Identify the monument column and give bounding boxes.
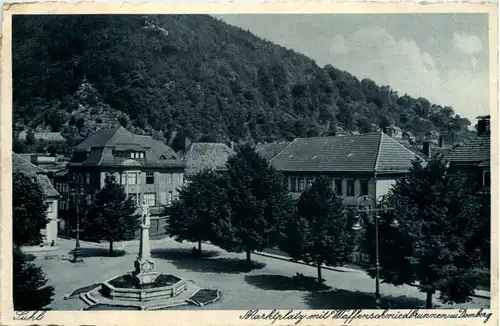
[134,201,157,286]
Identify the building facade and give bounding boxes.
[445,116,490,197]
[12,152,60,245]
[63,127,185,238]
[267,132,426,206]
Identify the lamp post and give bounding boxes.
[71,176,84,263]
[352,195,398,309]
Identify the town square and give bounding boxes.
[25,237,490,310]
[8,12,493,313]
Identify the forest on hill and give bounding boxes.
[13,14,474,152]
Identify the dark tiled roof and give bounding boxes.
[184,143,235,176]
[12,153,60,198]
[70,127,184,169]
[376,133,426,173]
[445,136,490,165]
[270,132,424,173]
[75,127,146,152]
[255,142,290,160]
[136,135,179,160]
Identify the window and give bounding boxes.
[306,177,314,188]
[127,172,137,185]
[360,179,369,196]
[346,179,355,196]
[297,178,304,192]
[146,172,154,185]
[334,179,342,195]
[144,193,156,207]
[121,173,127,185]
[167,191,173,205]
[139,152,145,159]
[483,171,491,187]
[167,173,172,184]
[85,172,90,184]
[282,176,288,190]
[290,177,297,192]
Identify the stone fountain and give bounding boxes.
[73,201,221,310]
[97,201,189,303]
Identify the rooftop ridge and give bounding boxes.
[105,126,128,147]
[291,132,382,141]
[13,152,48,174]
[382,132,427,162]
[270,141,293,164]
[374,132,383,172]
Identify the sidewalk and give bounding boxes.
[57,236,174,249]
[254,250,491,300]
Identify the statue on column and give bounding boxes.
[140,200,150,228]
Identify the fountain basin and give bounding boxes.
[101,273,187,302]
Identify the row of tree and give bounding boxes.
[11,144,489,310]
[166,146,490,308]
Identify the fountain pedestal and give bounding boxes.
[81,200,217,310]
[134,202,159,286]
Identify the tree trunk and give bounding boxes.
[317,262,322,283]
[425,290,433,309]
[246,250,251,264]
[109,240,113,257]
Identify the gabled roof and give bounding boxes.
[270,132,424,174]
[255,142,290,160]
[136,135,179,160]
[70,127,184,169]
[12,153,60,198]
[376,133,426,173]
[445,136,490,165]
[75,127,147,152]
[184,143,235,176]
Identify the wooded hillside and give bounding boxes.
[13,15,473,152]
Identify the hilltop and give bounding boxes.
[13,15,474,152]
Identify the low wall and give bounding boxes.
[101,275,187,302]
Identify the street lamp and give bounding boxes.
[352,195,398,309]
[70,182,84,263]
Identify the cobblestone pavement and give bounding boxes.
[30,238,490,310]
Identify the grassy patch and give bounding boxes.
[188,289,220,306]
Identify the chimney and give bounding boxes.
[477,116,490,136]
[422,140,432,157]
[438,136,444,148]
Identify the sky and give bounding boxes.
[214,14,490,124]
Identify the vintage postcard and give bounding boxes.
[0,1,498,325]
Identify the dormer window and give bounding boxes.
[130,152,145,159]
